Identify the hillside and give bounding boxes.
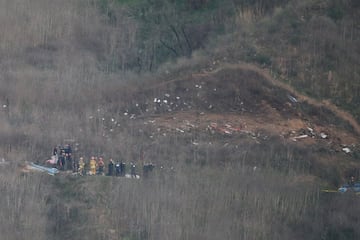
[0,0,360,240]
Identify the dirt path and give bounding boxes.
[192,62,360,136]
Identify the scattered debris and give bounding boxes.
[0,158,8,165]
[175,128,185,133]
[192,141,199,146]
[207,122,242,135]
[23,162,59,176]
[342,147,351,154]
[124,174,140,179]
[287,95,298,103]
[292,134,308,141]
[320,132,328,139]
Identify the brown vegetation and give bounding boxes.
[0,0,360,239]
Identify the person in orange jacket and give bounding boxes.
[97,157,105,175]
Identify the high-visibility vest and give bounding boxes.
[90,160,96,174]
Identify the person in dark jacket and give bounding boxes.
[130,163,136,178]
[108,159,114,176]
[115,162,121,176]
[120,162,126,176]
[53,146,58,156]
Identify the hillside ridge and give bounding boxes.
[191,62,360,136]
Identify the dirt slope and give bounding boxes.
[195,62,360,136]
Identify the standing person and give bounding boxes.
[78,157,85,176]
[349,176,356,187]
[120,162,126,177]
[130,163,136,178]
[53,146,58,156]
[64,144,72,155]
[72,155,78,172]
[58,151,66,170]
[143,163,155,178]
[90,156,97,175]
[108,159,114,176]
[65,153,72,171]
[98,157,105,175]
[143,164,149,178]
[115,162,121,176]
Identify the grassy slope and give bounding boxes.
[0,0,359,239]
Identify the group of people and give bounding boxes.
[45,145,74,170]
[78,156,131,177]
[48,145,155,178]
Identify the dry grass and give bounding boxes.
[0,0,359,239]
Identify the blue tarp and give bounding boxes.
[27,162,59,176]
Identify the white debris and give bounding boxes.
[102,118,105,121]
[213,88,217,91]
[135,103,139,107]
[154,98,158,103]
[287,95,298,103]
[320,132,328,139]
[89,116,94,119]
[111,118,115,122]
[176,96,181,100]
[342,147,351,154]
[176,128,185,133]
[223,130,232,135]
[165,93,170,98]
[163,100,168,104]
[3,105,7,108]
[0,158,8,165]
[292,134,308,141]
[124,112,128,116]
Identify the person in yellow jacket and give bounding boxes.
[90,156,97,175]
[78,157,85,176]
